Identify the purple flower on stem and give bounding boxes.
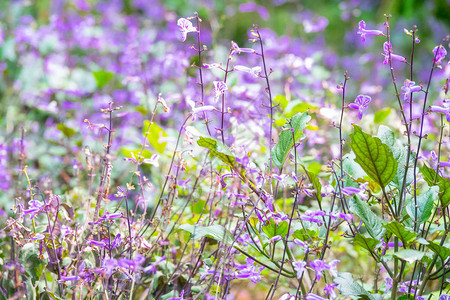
[429,101,450,122]
[401,79,422,102]
[230,41,256,58]
[433,45,447,67]
[293,260,306,279]
[269,235,282,243]
[24,200,44,219]
[385,277,393,293]
[383,42,407,65]
[233,65,262,78]
[310,259,329,281]
[213,81,228,102]
[177,18,197,42]
[357,20,384,42]
[235,257,264,284]
[59,275,80,282]
[324,283,339,299]
[348,95,371,120]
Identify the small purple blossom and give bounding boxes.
[177,18,197,42]
[433,45,447,67]
[429,101,450,122]
[293,260,306,279]
[357,20,384,42]
[324,283,339,299]
[230,41,256,58]
[348,95,371,120]
[213,81,228,102]
[24,200,44,219]
[233,65,262,77]
[401,79,422,102]
[310,259,329,281]
[383,42,407,65]
[235,257,265,284]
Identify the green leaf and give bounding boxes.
[143,121,167,153]
[20,243,45,285]
[405,186,437,224]
[178,224,233,245]
[301,164,322,203]
[262,219,289,238]
[374,108,391,123]
[377,125,414,189]
[349,125,398,188]
[93,70,114,88]
[421,165,450,207]
[393,249,425,263]
[273,112,311,169]
[334,272,378,300]
[426,241,450,262]
[273,95,288,109]
[56,123,76,138]
[122,148,154,164]
[383,221,417,245]
[353,233,380,253]
[349,196,385,240]
[197,137,236,169]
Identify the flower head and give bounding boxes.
[230,41,256,58]
[212,81,228,102]
[233,65,262,77]
[433,45,447,67]
[357,20,384,42]
[177,18,197,42]
[348,95,371,120]
[324,283,339,299]
[401,79,422,102]
[429,100,450,122]
[293,260,306,279]
[383,42,407,65]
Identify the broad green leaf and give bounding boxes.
[273,112,311,169]
[405,186,437,224]
[143,121,167,153]
[383,221,417,245]
[377,125,414,189]
[20,243,45,285]
[342,152,367,187]
[353,233,380,253]
[197,137,236,169]
[393,249,425,263]
[374,108,391,123]
[262,219,289,238]
[349,196,385,240]
[93,70,114,88]
[421,165,450,207]
[301,164,322,203]
[56,123,76,138]
[178,224,233,245]
[426,241,450,262]
[292,228,317,241]
[334,272,378,300]
[350,125,397,188]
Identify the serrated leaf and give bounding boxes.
[393,249,425,263]
[273,112,311,169]
[334,272,377,300]
[197,137,236,169]
[421,165,450,207]
[93,70,114,88]
[353,233,380,253]
[405,186,437,224]
[178,224,233,245]
[262,219,289,238]
[143,121,167,153]
[374,108,391,123]
[383,221,417,245]
[301,164,322,203]
[56,123,76,138]
[349,196,385,240]
[426,241,450,262]
[350,125,397,188]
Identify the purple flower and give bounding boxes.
[269,235,282,243]
[385,277,393,293]
[213,81,228,102]
[235,257,265,283]
[348,95,371,120]
[144,256,166,274]
[293,239,309,253]
[433,45,447,67]
[342,182,368,200]
[324,283,339,299]
[59,275,80,282]
[383,42,407,65]
[293,260,306,279]
[439,295,450,300]
[357,20,384,42]
[401,80,422,102]
[429,101,450,122]
[306,294,327,300]
[177,18,197,42]
[24,200,44,219]
[310,259,329,281]
[230,41,256,58]
[233,65,262,78]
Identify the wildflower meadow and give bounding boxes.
[0,0,449,299]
